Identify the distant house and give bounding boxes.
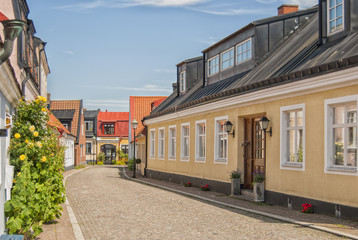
[97,111,129,164]
[50,100,86,166]
[48,111,76,170]
[84,110,100,164]
[144,2,358,219]
[128,96,167,175]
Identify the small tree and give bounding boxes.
[5,96,66,238]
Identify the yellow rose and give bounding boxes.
[33,131,39,137]
[19,154,26,161]
[14,133,21,139]
[41,108,46,112]
[13,179,16,183]
[19,99,22,102]
[29,125,35,132]
[42,97,47,102]
[25,139,29,143]
[51,153,54,157]
[17,172,21,176]
[36,142,42,148]
[41,156,46,162]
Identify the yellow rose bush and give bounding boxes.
[6,97,65,238]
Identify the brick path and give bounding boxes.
[60,166,346,239]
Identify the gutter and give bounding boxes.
[21,67,31,98]
[141,118,148,177]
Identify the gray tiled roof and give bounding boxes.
[51,110,75,120]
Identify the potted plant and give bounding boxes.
[253,170,265,202]
[200,184,210,191]
[230,168,242,195]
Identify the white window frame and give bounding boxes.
[149,129,155,159]
[280,104,305,171]
[236,38,252,65]
[327,0,344,35]
[86,142,92,154]
[325,95,358,175]
[214,116,228,164]
[181,123,190,161]
[158,127,165,160]
[179,71,186,93]
[168,125,176,160]
[221,47,234,71]
[85,121,93,131]
[208,55,219,76]
[195,120,206,162]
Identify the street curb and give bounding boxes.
[121,168,358,240]
[63,166,90,240]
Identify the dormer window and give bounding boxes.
[103,123,115,135]
[179,71,186,92]
[208,55,219,76]
[237,38,252,64]
[328,0,344,34]
[221,48,234,71]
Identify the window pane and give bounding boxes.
[329,0,335,7]
[337,0,342,4]
[297,129,303,162]
[333,106,345,124]
[336,4,342,17]
[297,111,303,126]
[336,17,343,29]
[334,127,344,165]
[288,130,295,162]
[329,8,335,20]
[288,112,295,127]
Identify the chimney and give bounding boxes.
[278,4,299,16]
[172,82,178,92]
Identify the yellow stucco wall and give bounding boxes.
[147,83,358,207]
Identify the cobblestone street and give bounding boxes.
[64,166,345,240]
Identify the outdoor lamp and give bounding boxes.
[132,119,138,130]
[0,20,26,65]
[132,119,138,178]
[259,116,272,136]
[224,120,235,138]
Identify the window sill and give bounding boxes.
[168,158,176,161]
[195,158,206,163]
[326,166,357,173]
[158,157,164,160]
[281,162,303,168]
[214,158,228,164]
[181,157,189,162]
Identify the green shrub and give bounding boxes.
[5,96,66,238]
[112,160,116,165]
[97,161,104,165]
[98,152,105,162]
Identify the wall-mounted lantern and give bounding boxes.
[224,120,235,138]
[259,116,272,137]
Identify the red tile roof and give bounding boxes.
[97,111,129,137]
[50,100,82,137]
[129,96,167,139]
[47,110,72,136]
[0,12,9,21]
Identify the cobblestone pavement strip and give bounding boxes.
[65,166,346,240]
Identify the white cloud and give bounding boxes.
[256,0,278,4]
[188,7,264,16]
[65,50,74,55]
[81,84,172,93]
[284,0,318,8]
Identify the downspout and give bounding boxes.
[176,66,180,97]
[0,20,26,65]
[141,118,148,177]
[38,42,46,96]
[202,52,206,87]
[21,67,31,98]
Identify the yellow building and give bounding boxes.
[143,2,358,219]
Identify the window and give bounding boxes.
[158,128,165,159]
[86,142,92,154]
[208,55,219,76]
[236,38,252,64]
[103,123,115,135]
[150,129,155,158]
[215,117,228,163]
[179,71,186,92]
[82,124,84,136]
[221,48,234,71]
[181,123,190,161]
[325,95,357,174]
[121,144,129,154]
[85,121,93,131]
[280,104,305,170]
[195,120,206,162]
[328,0,344,34]
[168,126,176,160]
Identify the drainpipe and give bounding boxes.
[202,52,206,87]
[141,118,148,177]
[0,20,26,65]
[38,42,46,96]
[21,67,31,98]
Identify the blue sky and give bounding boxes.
[27,0,317,112]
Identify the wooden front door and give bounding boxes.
[243,117,266,189]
